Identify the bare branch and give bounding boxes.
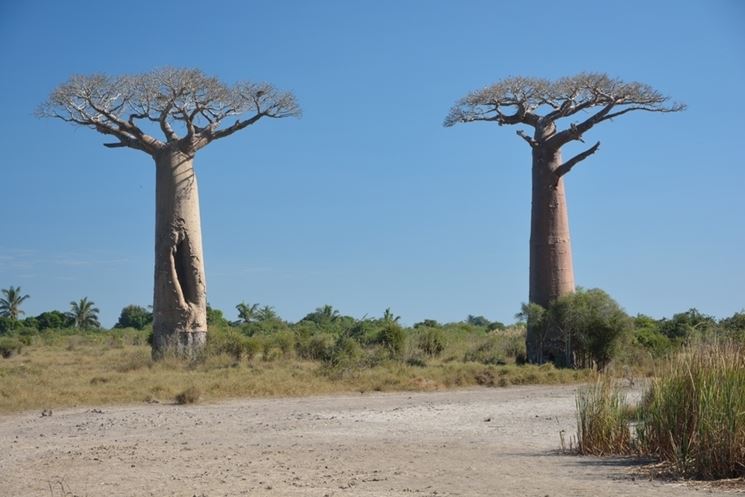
[202,82,301,145]
[554,141,600,178]
[39,68,301,155]
[444,76,549,128]
[516,129,538,148]
[38,74,162,154]
[601,102,687,122]
[548,101,616,148]
[446,72,685,149]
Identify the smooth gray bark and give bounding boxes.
[151,147,207,358]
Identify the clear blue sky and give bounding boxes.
[1,0,743,327]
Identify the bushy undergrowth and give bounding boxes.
[0,336,24,358]
[575,342,745,480]
[414,327,446,357]
[175,386,201,405]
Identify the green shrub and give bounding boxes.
[416,328,445,357]
[550,288,631,369]
[0,337,23,358]
[658,308,716,343]
[414,319,440,329]
[207,328,256,361]
[206,305,229,327]
[243,337,260,361]
[634,327,672,356]
[272,331,295,359]
[0,317,18,334]
[296,332,336,361]
[242,318,290,336]
[175,386,201,405]
[114,305,152,330]
[487,321,506,331]
[260,336,275,361]
[35,310,71,330]
[500,329,526,359]
[208,329,241,359]
[464,337,507,365]
[377,323,406,359]
[346,319,380,344]
[323,336,364,370]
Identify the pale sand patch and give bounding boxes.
[0,385,736,496]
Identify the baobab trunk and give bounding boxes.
[151,147,208,358]
[526,148,576,365]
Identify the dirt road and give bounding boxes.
[0,385,733,496]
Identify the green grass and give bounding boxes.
[575,376,635,455]
[637,342,745,479]
[575,342,745,480]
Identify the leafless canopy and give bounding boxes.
[445,73,684,174]
[38,68,301,156]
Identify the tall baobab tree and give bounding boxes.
[40,68,300,357]
[0,286,30,321]
[445,73,684,364]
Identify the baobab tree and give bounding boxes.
[39,68,300,357]
[445,73,684,364]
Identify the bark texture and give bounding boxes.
[526,148,575,365]
[152,148,207,358]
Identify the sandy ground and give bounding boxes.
[0,385,739,497]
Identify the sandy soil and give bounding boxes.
[0,385,738,497]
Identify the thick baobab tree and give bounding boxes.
[39,68,300,358]
[445,73,683,364]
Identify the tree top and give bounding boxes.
[38,67,301,156]
[444,72,684,132]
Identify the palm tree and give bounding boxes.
[319,305,340,322]
[67,297,101,330]
[256,305,279,322]
[383,307,401,323]
[235,302,260,324]
[0,286,30,320]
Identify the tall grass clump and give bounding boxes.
[575,376,634,455]
[637,342,745,479]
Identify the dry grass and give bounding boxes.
[0,338,594,413]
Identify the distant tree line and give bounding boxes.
[2,284,744,371]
